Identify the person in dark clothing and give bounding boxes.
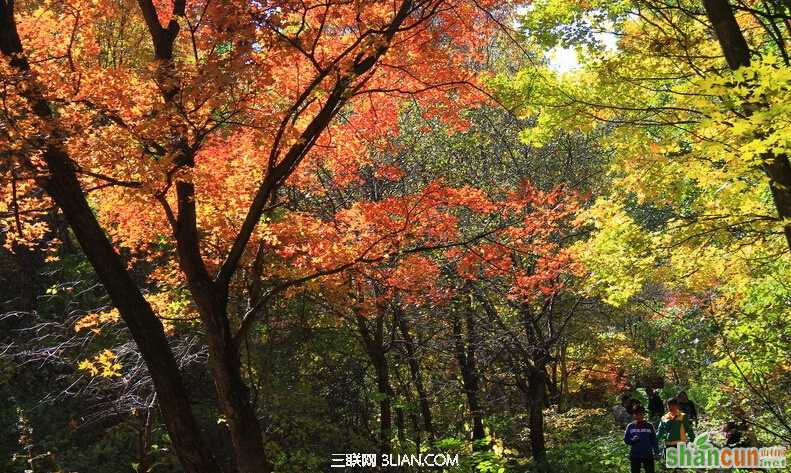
[646,388,663,426]
[722,421,746,448]
[731,406,757,447]
[624,405,659,473]
[614,393,636,428]
[677,391,698,424]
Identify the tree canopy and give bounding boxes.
[0,0,788,472]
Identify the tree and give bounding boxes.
[444,182,581,466]
[509,0,791,447]
[701,0,791,249]
[0,0,509,469]
[506,0,790,253]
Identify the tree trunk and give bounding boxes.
[396,403,407,446]
[452,310,485,445]
[410,411,422,452]
[703,0,791,251]
[527,367,548,467]
[0,8,220,471]
[202,315,269,473]
[206,340,270,473]
[356,315,393,453]
[42,146,221,473]
[702,0,751,70]
[373,351,393,453]
[559,344,569,412]
[394,307,435,441]
[175,182,271,473]
[545,364,560,407]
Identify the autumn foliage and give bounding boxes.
[0,0,534,470]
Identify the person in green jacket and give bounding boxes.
[656,397,695,448]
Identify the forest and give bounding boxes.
[0,0,789,471]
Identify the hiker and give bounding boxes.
[657,397,695,449]
[729,407,758,447]
[677,391,698,425]
[722,421,746,448]
[646,388,663,427]
[624,405,659,473]
[614,393,635,428]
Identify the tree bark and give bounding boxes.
[452,309,486,445]
[356,314,393,453]
[394,306,435,441]
[527,367,547,465]
[175,182,272,473]
[395,402,407,446]
[202,307,270,473]
[702,0,752,70]
[373,350,393,453]
[409,411,422,451]
[43,145,222,473]
[703,0,791,251]
[0,9,220,471]
[558,343,569,412]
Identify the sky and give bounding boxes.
[513,2,620,74]
[546,32,619,73]
[548,47,581,72]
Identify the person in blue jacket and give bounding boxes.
[624,404,660,473]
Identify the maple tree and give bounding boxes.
[443,183,582,464]
[0,0,514,469]
[264,161,584,460]
[2,0,789,471]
